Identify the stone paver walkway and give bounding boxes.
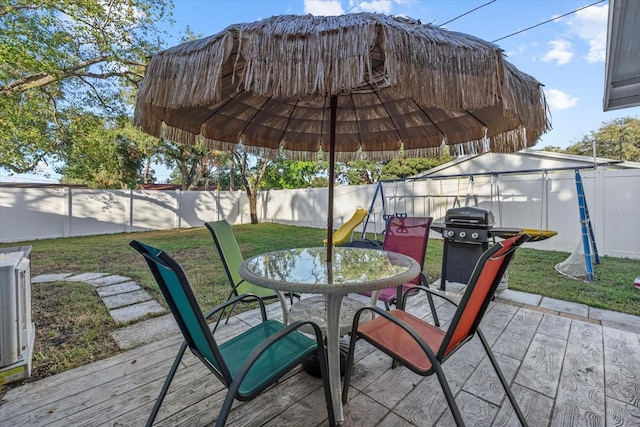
[31,272,174,350]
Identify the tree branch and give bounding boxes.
[0,55,127,96]
[0,4,39,18]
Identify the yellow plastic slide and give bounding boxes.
[323,206,369,245]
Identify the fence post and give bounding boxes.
[216,190,221,221]
[593,168,605,252]
[63,187,72,238]
[175,189,182,229]
[127,189,134,232]
[237,189,243,224]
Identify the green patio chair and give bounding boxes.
[130,240,335,427]
[205,220,298,322]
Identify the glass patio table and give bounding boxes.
[239,246,420,424]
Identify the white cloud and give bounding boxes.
[304,0,344,16]
[545,89,578,110]
[566,4,608,63]
[505,44,527,57]
[541,40,574,65]
[353,1,393,14]
[304,0,410,16]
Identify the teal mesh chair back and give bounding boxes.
[205,220,277,299]
[130,240,336,427]
[130,240,229,381]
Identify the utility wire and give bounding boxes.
[345,0,605,45]
[491,0,606,43]
[439,0,496,27]
[344,0,367,14]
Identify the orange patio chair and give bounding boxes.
[342,234,530,426]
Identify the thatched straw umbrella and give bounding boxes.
[135,13,550,424]
[134,12,550,255]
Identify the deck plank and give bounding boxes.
[492,383,554,427]
[515,333,567,397]
[481,302,520,345]
[392,374,450,426]
[453,390,500,426]
[378,410,416,426]
[606,396,640,426]
[493,307,543,360]
[0,317,253,424]
[603,326,640,407]
[550,319,605,427]
[222,373,326,427]
[359,362,425,410]
[463,352,521,405]
[342,391,390,426]
[537,312,572,340]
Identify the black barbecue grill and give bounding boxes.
[431,207,520,289]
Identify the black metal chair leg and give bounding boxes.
[223,301,239,324]
[477,329,528,426]
[432,360,465,426]
[146,340,188,427]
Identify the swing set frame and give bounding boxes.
[362,165,601,280]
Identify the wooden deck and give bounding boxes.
[1,289,640,427]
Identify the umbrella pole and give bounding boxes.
[327,95,337,262]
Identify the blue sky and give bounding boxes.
[163,0,636,149]
[5,0,639,183]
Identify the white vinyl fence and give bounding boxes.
[1,168,639,259]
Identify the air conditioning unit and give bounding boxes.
[0,247,35,385]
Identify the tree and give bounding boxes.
[539,145,565,153]
[160,140,224,190]
[565,117,640,162]
[261,157,328,189]
[233,149,272,224]
[0,91,58,173]
[380,157,453,180]
[335,156,453,185]
[56,113,150,189]
[336,159,382,185]
[0,0,171,174]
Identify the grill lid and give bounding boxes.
[445,207,495,227]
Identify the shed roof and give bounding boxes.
[413,149,640,179]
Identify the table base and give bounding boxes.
[288,295,369,336]
[302,338,350,378]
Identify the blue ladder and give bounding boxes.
[574,170,599,281]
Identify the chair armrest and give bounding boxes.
[204,293,267,321]
[400,284,460,310]
[230,279,246,294]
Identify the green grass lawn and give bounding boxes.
[2,223,639,389]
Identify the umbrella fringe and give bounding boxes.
[160,121,542,161]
